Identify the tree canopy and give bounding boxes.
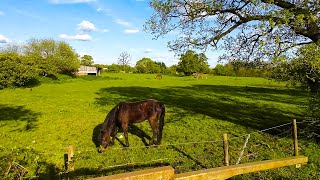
[177,50,210,75]
[24,38,79,76]
[145,0,320,61]
[135,57,162,73]
[80,55,94,66]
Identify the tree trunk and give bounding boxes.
[307,78,320,93]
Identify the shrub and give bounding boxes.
[0,53,37,89]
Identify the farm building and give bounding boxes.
[77,65,100,76]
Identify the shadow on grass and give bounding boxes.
[94,85,307,132]
[68,162,170,179]
[92,122,152,148]
[0,104,41,130]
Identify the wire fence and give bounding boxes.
[2,120,318,179]
[70,121,299,177]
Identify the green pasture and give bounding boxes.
[0,73,319,179]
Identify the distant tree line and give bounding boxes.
[213,60,270,77]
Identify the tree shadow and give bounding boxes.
[94,85,307,133]
[68,162,170,179]
[0,104,41,130]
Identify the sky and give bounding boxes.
[0,0,221,67]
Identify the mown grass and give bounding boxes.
[0,73,319,179]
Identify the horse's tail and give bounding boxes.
[158,102,165,145]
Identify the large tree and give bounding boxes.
[80,55,94,66]
[24,39,79,76]
[135,57,161,73]
[117,51,131,71]
[145,0,320,61]
[177,50,210,75]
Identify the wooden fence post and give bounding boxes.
[292,119,299,156]
[223,134,229,166]
[64,145,74,179]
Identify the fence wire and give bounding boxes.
[2,121,313,180]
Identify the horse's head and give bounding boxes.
[98,106,118,153]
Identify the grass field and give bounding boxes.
[0,73,319,179]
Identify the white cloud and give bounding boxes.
[114,19,131,27]
[0,11,5,16]
[59,34,92,41]
[49,0,96,4]
[96,8,103,12]
[102,29,109,33]
[0,35,9,43]
[124,29,139,34]
[78,20,96,33]
[144,48,152,53]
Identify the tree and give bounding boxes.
[107,64,121,73]
[145,0,320,62]
[135,57,161,73]
[214,64,226,76]
[155,61,167,73]
[118,51,131,71]
[0,52,37,89]
[80,55,94,66]
[271,44,320,93]
[24,38,80,76]
[177,50,209,76]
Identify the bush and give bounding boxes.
[0,53,37,89]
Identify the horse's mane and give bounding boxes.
[100,105,119,133]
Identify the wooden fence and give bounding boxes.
[64,119,308,179]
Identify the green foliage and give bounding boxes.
[80,54,94,66]
[177,50,210,76]
[214,61,270,77]
[135,57,162,74]
[24,38,80,77]
[166,65,178,75]
[271,44,320,93]
[0,52,38,89]
[106,64,121,73]
[146,0,320,62]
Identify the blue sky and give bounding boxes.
[0,0,221,67]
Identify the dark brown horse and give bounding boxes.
[98,99,165,151]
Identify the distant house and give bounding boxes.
[77,65,100,76]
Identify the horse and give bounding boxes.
[98,99,165,152]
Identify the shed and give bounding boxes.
[77,65,100,76]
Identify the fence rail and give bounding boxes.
[60,119,309,179]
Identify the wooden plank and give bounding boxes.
[90,166,174,180]
[175,156,308,180]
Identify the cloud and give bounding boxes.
[0,11,4,16]
[0,35,9,43]
[101,29,109,33]
[124,29,139,34]
[49,0,96,4]
[78,20,96,33]
[144,48,152,53]
[59,34,92,41]
[114,19,131,27]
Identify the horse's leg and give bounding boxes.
[148,116,159,146]
[110,127,118,145]
[121,123,129,147]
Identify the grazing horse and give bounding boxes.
[98,99,165,151]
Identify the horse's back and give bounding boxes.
[117,99,163,123]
